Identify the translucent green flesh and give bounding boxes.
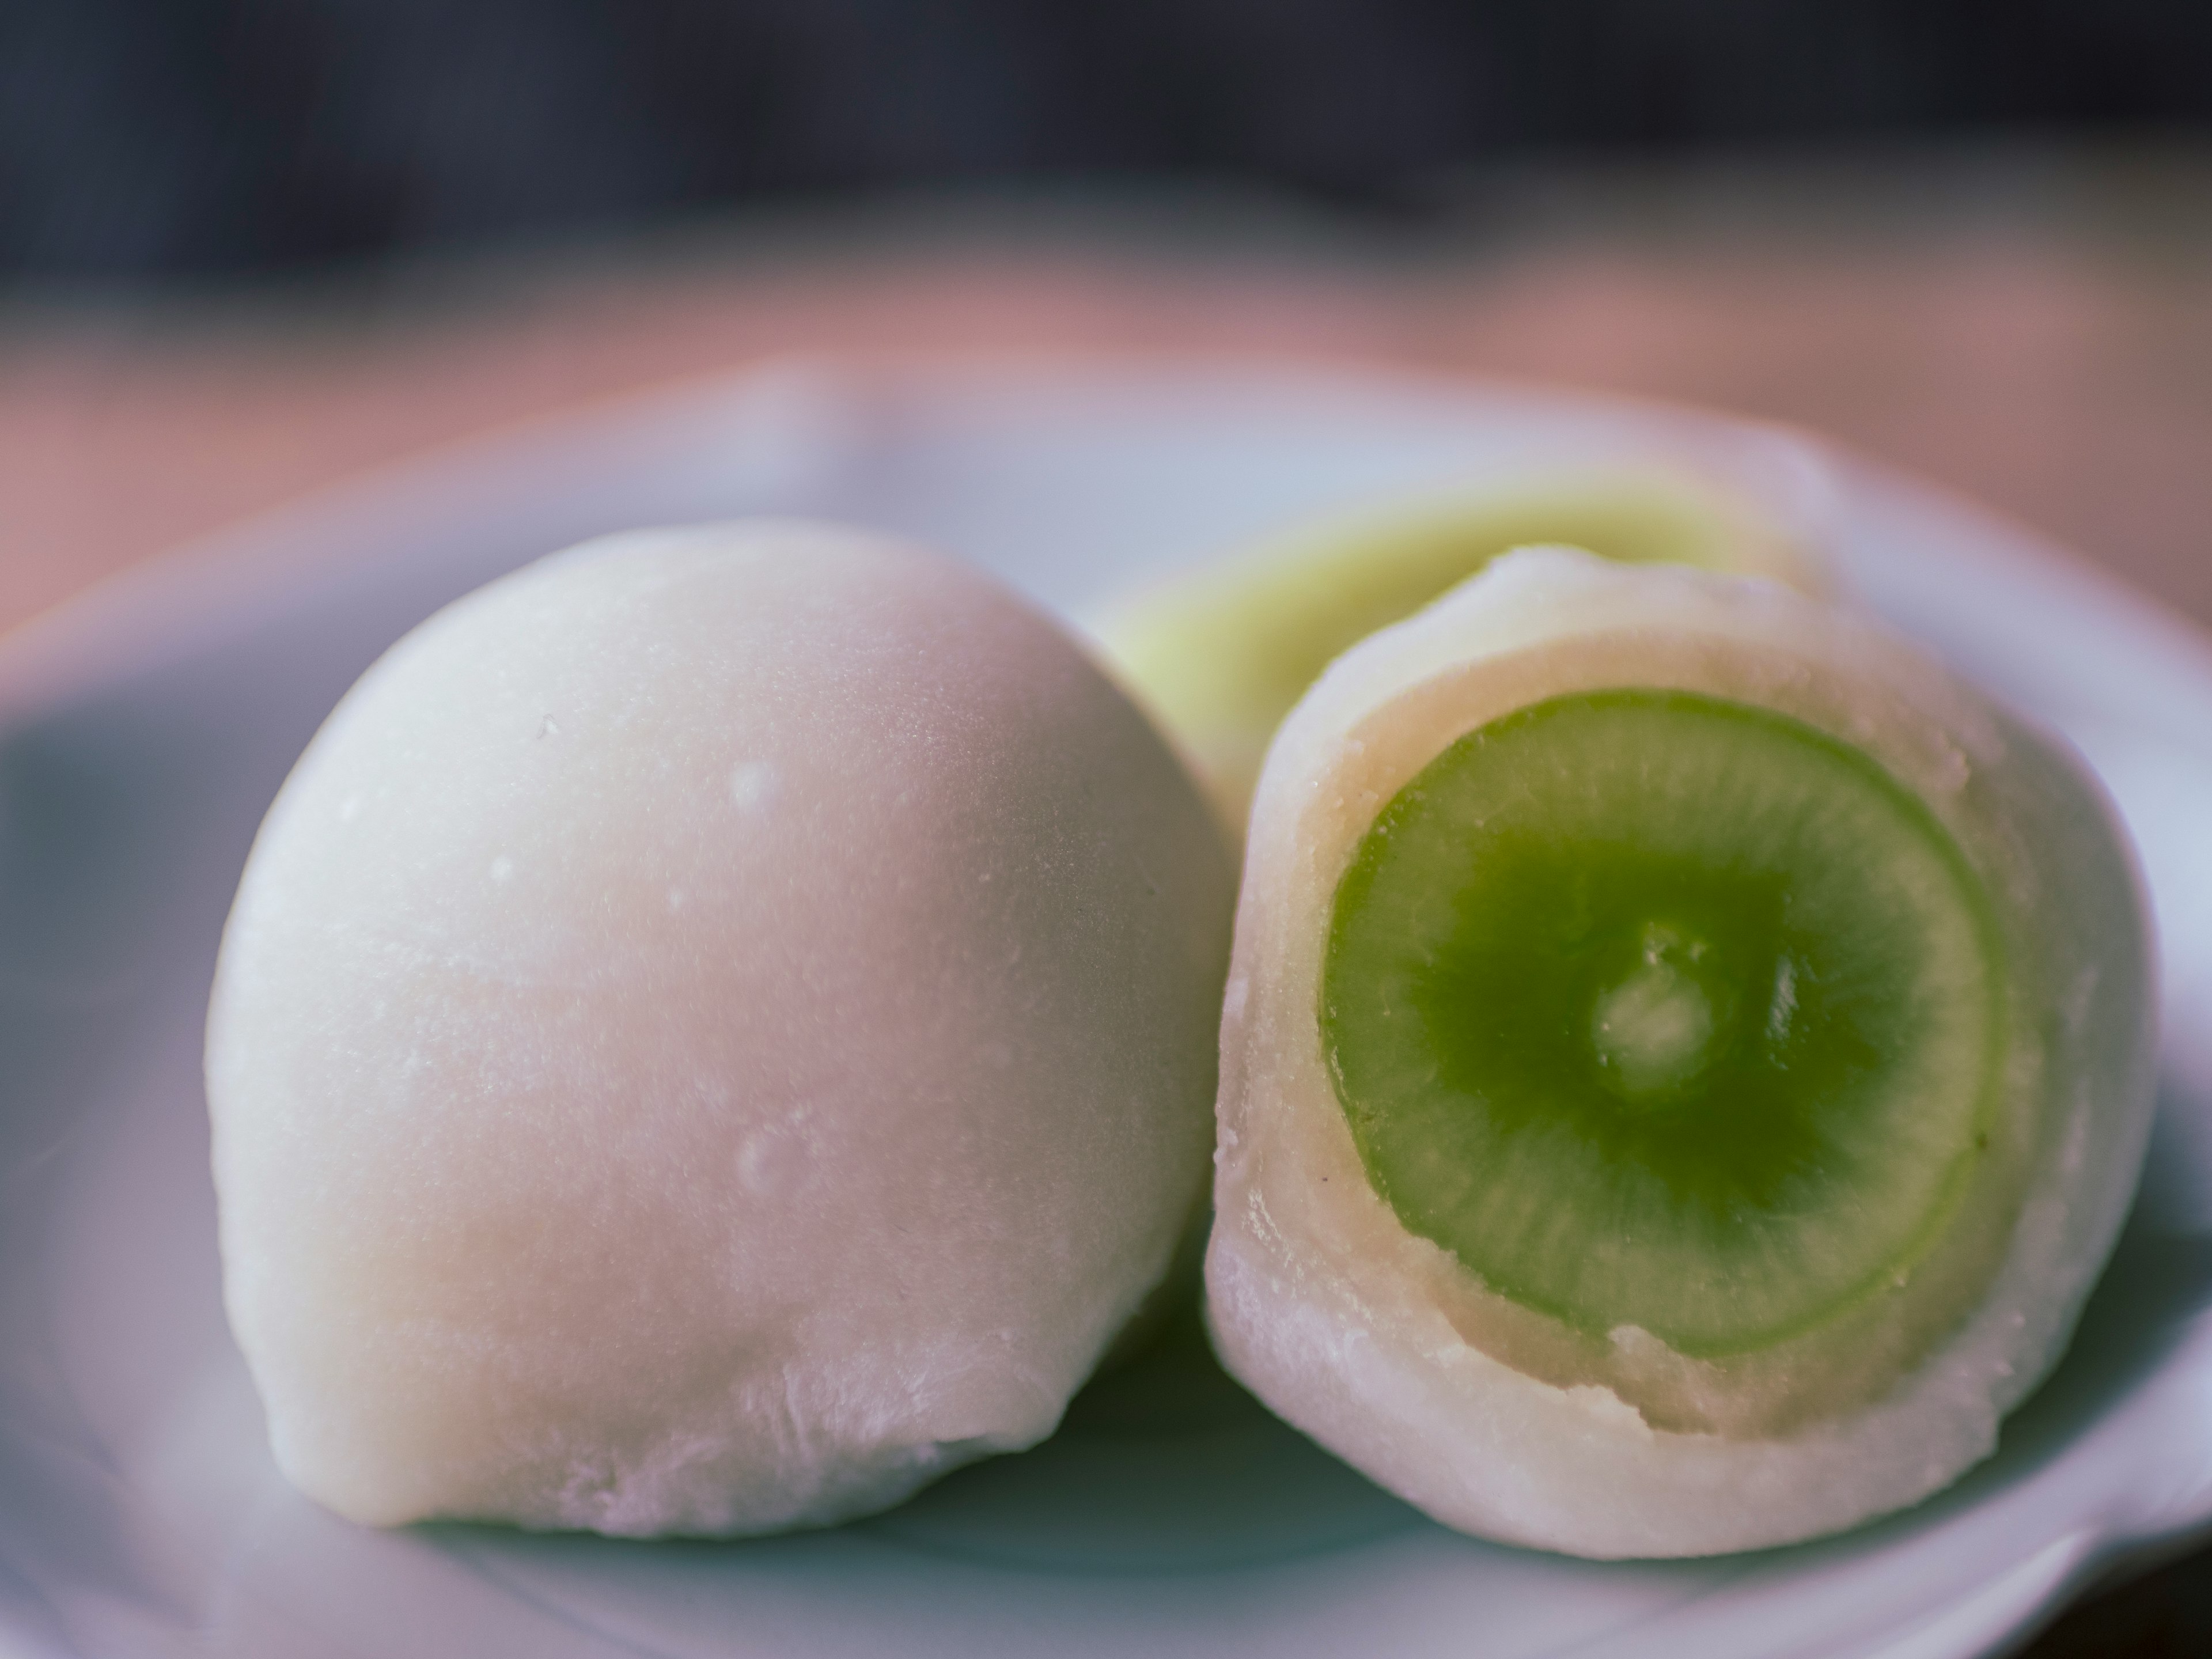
[1121,491,1751,731]
[1096,478,1806,832]
[1322,690,2005,1357]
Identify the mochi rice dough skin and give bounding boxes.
[1210,547,2156,1559]
[207,522,1236,1538]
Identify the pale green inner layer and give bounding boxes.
[1096,476,1805,831]
[1321,689,2006,1357]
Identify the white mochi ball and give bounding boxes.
[207,521,1234,1537]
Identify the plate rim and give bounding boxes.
[11,349,2212,728]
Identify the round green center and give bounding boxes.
[1320,688,2005,1357]
[1589,923,1724,1101]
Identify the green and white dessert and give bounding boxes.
[1208,547,2156,1558]
[1093,471,1825,839]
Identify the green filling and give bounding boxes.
[1321,690,2006,1357]
[1094,475,1810,835]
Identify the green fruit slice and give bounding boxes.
[1321,689,2006,1358]
[1095,474,1820,836]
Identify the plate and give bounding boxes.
[5,358,2212,1659]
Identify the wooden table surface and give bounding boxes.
[4,157,2209,1654]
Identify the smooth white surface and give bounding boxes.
[4,359,2212,1657]
[206,522,1231,1538]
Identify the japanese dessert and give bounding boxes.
[1093,470,1825,837]
[1207,547,2156,1558]
[206,521,1234,1537]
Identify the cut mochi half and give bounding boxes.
[1207,546,2156,1558]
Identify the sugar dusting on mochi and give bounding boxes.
[207,521,1235,1537]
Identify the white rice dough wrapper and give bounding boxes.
[1208,546,2157,1558]
[208,522,1234,1537]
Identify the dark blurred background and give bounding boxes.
[5,0,2211,282]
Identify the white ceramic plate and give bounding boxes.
[5,360,2212,1659]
